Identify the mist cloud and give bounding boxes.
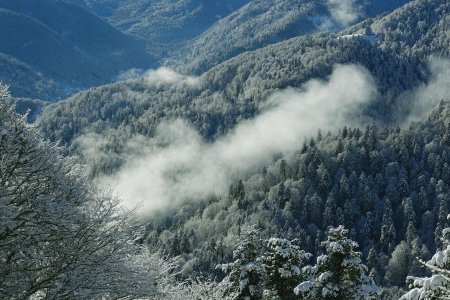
[99,64,378,214]
[401,57,450,124]
[326,0,363,26]
[117,67,200,87]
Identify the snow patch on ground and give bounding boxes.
[338,34,378,45]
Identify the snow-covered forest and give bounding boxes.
[1,0,450,299]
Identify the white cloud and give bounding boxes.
[117,67,200,87]
[326,0,363,26]
[98,64,378,214]
[117,68,145,81]
[143,67,200,86]
[401,57,450,124]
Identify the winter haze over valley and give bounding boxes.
[1,0,450,299]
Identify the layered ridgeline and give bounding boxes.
[70,0,252,59]
[35,0,450,297]
[342,0,450,58]
[0,53,62,100]
[70,0,411,71]
[39,0,448,174]
[0,0,154,100]
[169,0,412,75]
[4,0,450,298]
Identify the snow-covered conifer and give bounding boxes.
[294,225,381,299]
[218,226,264,300]
[260,238,311,299]
[400,214,450,299]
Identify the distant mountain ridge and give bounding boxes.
[0,0,418,100]
[0,0,155,100]
[169,0,413,74]
[0,52,63,99]
[343,0,450,57]
[72,0,413,67]
[38,0,446,149]
[33,0,450,297]
[71,0,253,59]
[168,0,329,74]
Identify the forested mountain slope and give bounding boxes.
[70,0,252,58]
[38,33,422,164]
[1,84,244,300]
[30,0,450,297]
[343,0,450,57]
[72,0,411,64]
[0,0,154,100]
[38,0,450,172]
[0,85,176,299]
[145,100,450,299]
[170,0,329,74]
[0,53,63,99]
[171,0,412,74]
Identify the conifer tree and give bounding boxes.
[218,226,264,300]
[260,238,311,299]
[294,226,381,299]
[401,215,450,299]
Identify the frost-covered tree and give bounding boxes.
[400,214,450,299]
[134,100,450,292]
[0,84,172,299]
[260,238,311,299]
[165,278,237,300]
[380,199,397,254]
[218,226,264,300]
[294,226,381,299]
[384,241,410,287]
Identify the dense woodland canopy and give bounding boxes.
[2,0,450,298]
[0,85,173,299]
[4,82,450,298]
[168,0,412,75]
[142,100,450,298]
[39,0,450,179]
[0,84,243,299]
[36,1,450,298]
